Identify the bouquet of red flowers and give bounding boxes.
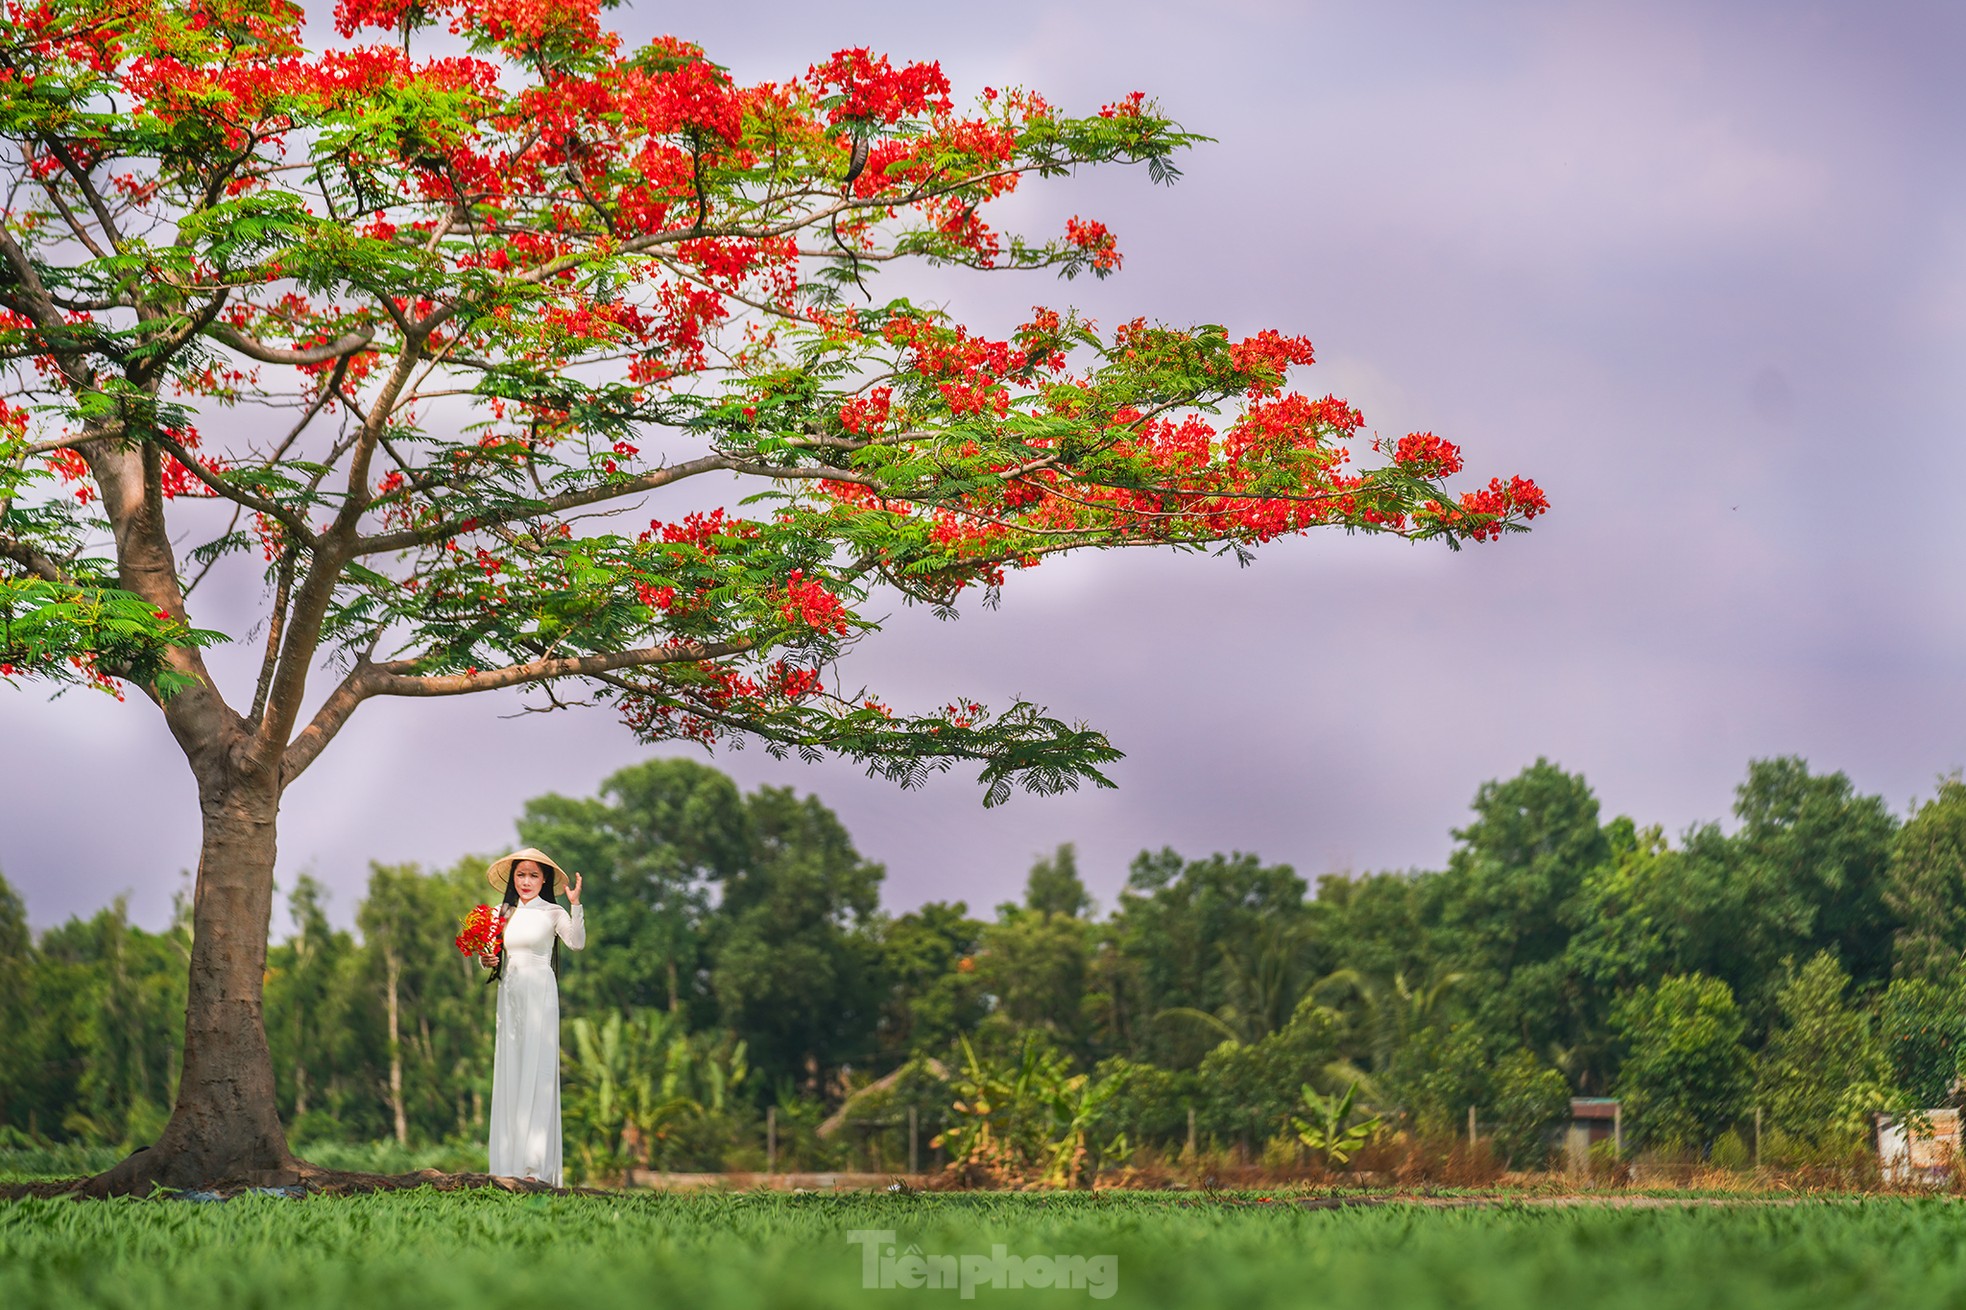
[455,904,504,958]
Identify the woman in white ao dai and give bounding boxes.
[482,848,585,1185]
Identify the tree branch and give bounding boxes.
[279,637,752,783]
[209,322,377,366]
[149,426,316,542]
[0,534,72,585]
[351,451,738,556]
[33,132,124,252]
[249,548,298,727]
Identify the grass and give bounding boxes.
[0,1141,486,1184]
[0,1144,127,1183]
[4,1189,1966,1308]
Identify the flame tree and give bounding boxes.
[0,0,1545,1191]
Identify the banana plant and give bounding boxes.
[1289,1082,1382,1168]
[563,1009,749,1180]
[936,1033,1128,1188]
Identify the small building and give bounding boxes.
[1877,1109,1960,1185]
[1565,1098,1622,1174]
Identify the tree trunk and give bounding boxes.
[385,947,408,1146]
[85,775,299,1194]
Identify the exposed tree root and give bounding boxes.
[4,1159,610,1201]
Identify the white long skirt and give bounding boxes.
[487,959,562,1184]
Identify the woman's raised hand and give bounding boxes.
[568,871,583,906]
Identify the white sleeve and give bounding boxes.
[558,902,586,950]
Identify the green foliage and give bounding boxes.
[1315,963,1466,1080]
[936,1034,1127,1187]
[1382,1019,1495,1139]
[265,877,363,1133]
[975,906,1096,1056]
[710,786,885,1093]
[1755,954,1891,1151]
[1193,998,1356,1147]
[0,1140,126,1182]
[519,758,750,1017]
[1110,849,1311,1067]
[1729,759,1898,993]
[1023,844,1094,919]
[1559,759,1899,1090]
[1431,758,1609,1069]
[1485,1049,1570,1169]
[0,870,38,1133]
[562,1009,749,1182]
[873,902,985,1062]
[10,748,1966,1178]
[353,859,497,1144]
[0,575,225,700]
[1615,974,1752,1151]
[819,1055,955,1174]
[1885,778,1966,985]
[283,1138,488,1177]
[9,893,188,1146]
[1877,976,1966,1110]
[1088,1056,1200,1150]
[1289,1082,1382,1167]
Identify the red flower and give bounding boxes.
[455,904,505,956]
[1063,216,1121,272]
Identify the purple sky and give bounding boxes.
[5,0,1963,933]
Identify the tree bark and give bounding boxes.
[385,947,408,1147]
[85,773,299,1194]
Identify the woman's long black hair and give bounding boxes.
[484,864,562,986]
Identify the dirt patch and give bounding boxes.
[1240,1193,1817,1211]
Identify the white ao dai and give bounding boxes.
[488,898,585,1184]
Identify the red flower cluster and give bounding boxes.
[155,426,229,499]
[468,0,606,55]
[807,47,952,125]
[616,659,827,746]
[781,570,849,633]
[838,387,894,435]
[849,117,1019,202]
[1455,476,1550,541]
[1391,431,1465,477]
[454,904,504,957]
[43,449,95,504]
[1229,330,1316,396]
[1063,216,1121,272]
[1417,476,1550,542]
[639,507,745,552]
[1098,91,1148,119]
[882,314,1054,417]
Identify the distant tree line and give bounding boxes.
[4,755,1964,1174]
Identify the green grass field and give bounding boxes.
[5,1189,1966,1309]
